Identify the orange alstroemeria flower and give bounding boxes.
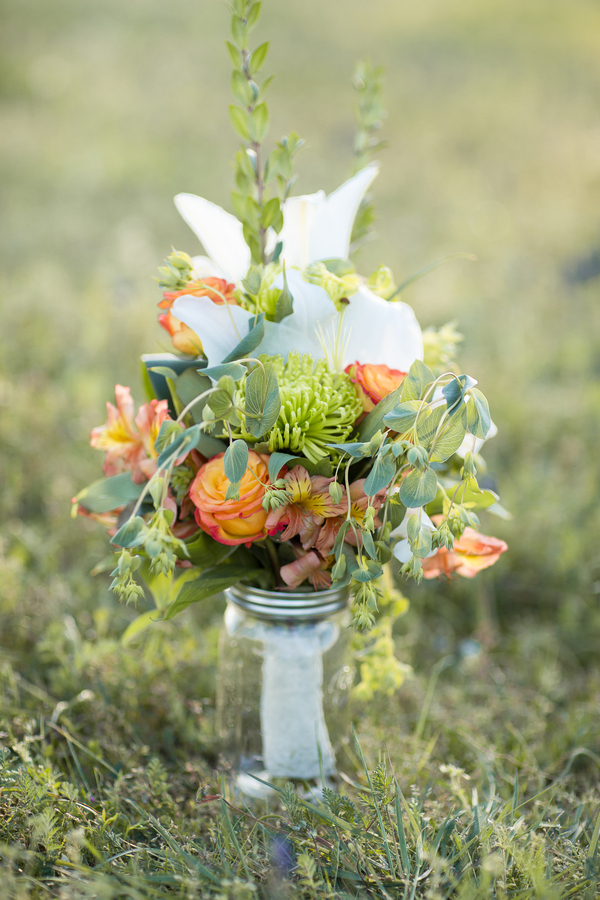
[265,466,346,549]
[90,385,171,484]
[345,362,405,414]
[158,277,237,356]
[421,527,508,580]
[190,450,270,547]
[280,547,332,591]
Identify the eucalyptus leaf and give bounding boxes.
[383,400,422,434]
[222,313,265,363]
[202,362,247,381]
[111,516,148,549]
[401,359,434,403]
[399,467,438,508]
[467,388,492,439]
[224,440,249,483]
[363,455,396,496]
[175,368,213,424]
[268,452,303,482]
[429,404,468,463]
[244,361,281,437]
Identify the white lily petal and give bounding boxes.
[172,295,253,367]
[390,508,435,540]
[308,165,379,263]
[340,285,423,372]
[279,193,325,269]
[257,271,338,361]
[392,539,413,564]
[191,255,225,279]
[174,193,251,283]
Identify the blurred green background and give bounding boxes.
[2,0,600,667]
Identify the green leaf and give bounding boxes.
[231,70,252,106]
[121,609,163,646]
[352,559,383,583]
[174,368,212,424]
[248,103,269,142]
[202,362,247,381]
[246,1,261,29]
[229,105,250,141]
[399,467,438,508]
[222,313,265,363]
[467,388,491,439]
[249,41,269,75]
[383,400,423,434]
[416,404,445,448]
[149,366,179,379]
[401,359,435,403]
[196,433,228,459]
[356,382,405,443]
[224,440,249,483]
[244,361,281,437]
[362,530,378,560]
[156,425,200,469]
[363,455,396,496]
[326,441,370,458]
[181,532,236,568]
[429,404,468,462]
[111,516,147,549]
[406,514,432,558]
[230,14,246,47]
[225,40,243,70]
[442,374,477,416]
[261,196,280,229]
[163,566,264,619]
[74,473,143,514]
[268,452,302,482]
[154,420,184,454]
[273,264,294,323]
[387,496,406,530]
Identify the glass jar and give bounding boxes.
[216,583,354,793]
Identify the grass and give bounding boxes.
[1,0,600,895]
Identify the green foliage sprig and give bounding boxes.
[350,59,387,254]
[227,0,303,266]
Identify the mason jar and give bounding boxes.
[216,584,354,794]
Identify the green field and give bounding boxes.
[1,0,600,896]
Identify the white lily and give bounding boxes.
[171,164,423,371]
[391,508,437,564]
[174,165,379,282]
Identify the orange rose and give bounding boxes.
[345,362,405,413]
[421,527,508,579]
[189,450,270,546]
[158,277,237,356]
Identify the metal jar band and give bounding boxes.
[225,583,350,623]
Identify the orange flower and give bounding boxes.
[421,527,508,579]
[315,478,387,555]
[90,385,171,484]
[265,466,346,548]
[345,362,405,413]
[158,277,237,356]
[190,450,270,546]
[280,547,332,591]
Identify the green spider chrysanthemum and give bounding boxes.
[234,352,363,464]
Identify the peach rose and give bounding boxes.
[158,277,237,356]
[345,362,405,413]
[189,450,270,546]
[421,527,508,579]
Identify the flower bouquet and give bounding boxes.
[73,1,508,638]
